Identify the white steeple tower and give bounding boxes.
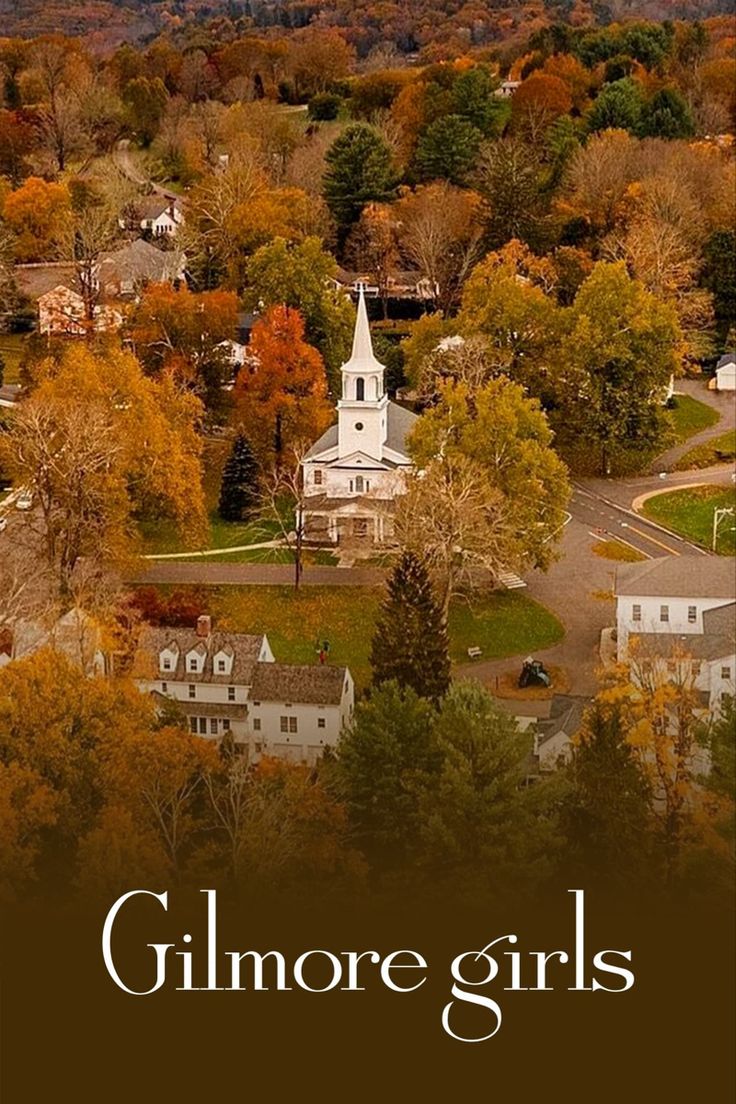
[337,285,389,460]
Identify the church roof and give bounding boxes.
[304,400,417,461]
[341,284,385,375]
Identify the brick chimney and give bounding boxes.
[196,614,212,638]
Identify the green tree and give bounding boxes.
[122,76,168,146]
[218,432,260,521]
[370,551,451,703]
[414,114,483,186]
[704,698,736,802]
[403,377,571,610]
[702,230,736,345]
[560,703,653,886]
[555,261,681,473]
[245,236,354,391]
[451,67,501,135]
[323,124,397,233]
[587,78,644,134]
[640,87,694,139]
[336,681,436,865]
[412,682,545,884]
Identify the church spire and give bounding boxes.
[342,284,384,375]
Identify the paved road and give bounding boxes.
[569,482,710,559]
[130,561,385,587]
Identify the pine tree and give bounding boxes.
[370,551,451,702]
[218,433,259,521]
[323,123,397,232]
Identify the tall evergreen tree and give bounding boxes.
[370,551,451,702]
[323,123,397,233]
[218,432,259,521]
[560,703,653,886]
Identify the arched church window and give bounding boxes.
[355,476,364,493]
[355,377,365,401]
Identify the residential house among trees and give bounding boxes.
[136,195,184,237]
[615,557,736,715]
[133,615,354,763]
[301,287,417,545]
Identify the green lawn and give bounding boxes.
[641,485,736,555]
[204,586,563,688]
[669,394,720,442]
[0,334,27,385]
[674,429,736,471]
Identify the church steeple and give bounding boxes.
[340,285,385,401]
[337,285,389,460]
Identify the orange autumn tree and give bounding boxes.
[2,176,72,261]
[511,73,574,141]
[235,305,332,463]
[129,282,239,375]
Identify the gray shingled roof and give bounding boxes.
[304,400,417,461]
[615,557,736,599]
[15,262,77,300]
[98,239,185,287]
[632,602,735,662]
[135,626,265,685]
[536,695,588,747]
[250,663,348,705]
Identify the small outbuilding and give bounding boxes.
[715,352,736,392]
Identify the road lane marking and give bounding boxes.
[623,523,680,556]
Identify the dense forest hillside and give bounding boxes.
[0,0,733,51]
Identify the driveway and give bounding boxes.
[652,379,735,472]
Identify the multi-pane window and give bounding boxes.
[660,605,669,623]
[314,470,323,486]
[198,718,207,735]
[253,718,261,731]
[632,604,641,622]
[189,718,197,734]
[217,660,226,672]
[188,684,196,699]
[222,719,231,732]
[688,605,697,623]
[280,716,289,733]
[722,666,732,680]
[161,682,167,693]
[228,686,236,701]
[318,718,326,729]
[289,717,298,733]
[355,476,364,493]
[189,658,198,672]
[210,719,218,735]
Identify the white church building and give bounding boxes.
[301,287,417,546]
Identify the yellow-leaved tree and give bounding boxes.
[0,343,207,594]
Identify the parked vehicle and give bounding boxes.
[15,490,33,511]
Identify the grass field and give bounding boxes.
[592,538,646,562]
[0,334,27,385]
[669,394,720,441]
[674,429,736,471]
[641,485,736,555]
[204,585,564,688]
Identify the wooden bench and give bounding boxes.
[467,646,482,660]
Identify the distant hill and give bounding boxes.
[0,0,733,51]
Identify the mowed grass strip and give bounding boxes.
[204,585,563,688]
[674,429,736,471]
[669,394,719,442]
[641,484,736,555]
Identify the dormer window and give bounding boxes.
[213,647,234,676]
[159,644,179,673]
[185,644,206,675]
